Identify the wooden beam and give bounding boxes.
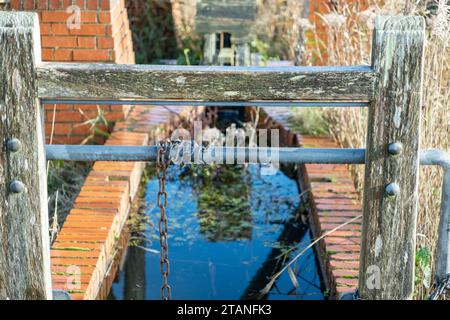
[196,0,256,21]
[359,16,425,300]
[0,11,52,299]
[37,63,375,102]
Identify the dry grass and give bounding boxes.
[298,0,449,299]
[253,0,308,64]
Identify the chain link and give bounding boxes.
[156,140,171,300]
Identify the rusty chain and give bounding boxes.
[156,140,171,300]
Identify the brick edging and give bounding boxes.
[260,107,362,299]
[295,134,362,299]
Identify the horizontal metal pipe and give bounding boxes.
[40,99,369,108]
[45,145,449,165]
[46,145,159,162]
[422,150,450,282]
[45,145,366,164]
[45,145,449,164]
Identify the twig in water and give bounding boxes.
[260,214,362,296]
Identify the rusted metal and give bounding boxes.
[156,140,172,300]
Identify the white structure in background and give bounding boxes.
[195,0,257,66]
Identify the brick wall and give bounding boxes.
[9,0,135,144]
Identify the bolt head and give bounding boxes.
[7,138,21,152]
[388,142,403,156]
[385,182,400,197]
[10,180,25,194]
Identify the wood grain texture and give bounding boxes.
[0,12,52,300]
[196,0,256,20]
[359,16,425,300]
[196,0,256,36]
[37,63,375,102]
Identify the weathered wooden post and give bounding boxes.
[0,12,52,299]
[359,16,425,299]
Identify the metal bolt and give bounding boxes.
[6,138,21,152]
[385,182,400,197]
[9,180,25,194]
[388,142,403,156]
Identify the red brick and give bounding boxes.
[318,211,361,218]
[69,24,106,36]
[105,25,112,36]
[61,0,72,7]
[73,49,110,61]
[71,124,92,135]
[42,11,70,23]
[98,11,110,23]
[52,23,70,35]
[86,0,98,9]
[324,237,360,246]
[321,223,361,231]
[77,36,96,48]
[39,24,52,36]
[80,11,98,23]
[45,104,73,111]
[49,0,61,9]
[46,123,73,135]
[41,48,54,61]
[97,37,114,49]
[332,269,359,278]
[48,111,83,122]
[70,208,118,215]
[336,278,358,287]
[42,36,77,48]
[74,0,85,9]
[52,274,92,283]
[100,0,110,10]
[330,260,360,270]
[52,281,89,291]
[51,265,95,275]
[54,49,73,61]
[316,204,361,211]
[327,230,361,238]
[336,286,355,295]
[10,0,20,9]
[105,112,124,121]
[23,0,35,10]
[51,249,101,259]
[330,253,360,261]
[326,245,360,253]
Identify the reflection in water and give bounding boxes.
[194,165,252,242]
[124,246,146,300]
[111,164,324,300]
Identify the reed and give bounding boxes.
[301,0,449,299]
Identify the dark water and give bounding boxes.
[110,164,324,300]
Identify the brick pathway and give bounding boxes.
[262,107,362,298]
[51,105,201,300]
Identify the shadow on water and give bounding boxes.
[110,164,324,300]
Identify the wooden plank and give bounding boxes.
[359,16,425,300]
[196,0,256,20]
[37,63,375,101]
[0,12,52,299]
